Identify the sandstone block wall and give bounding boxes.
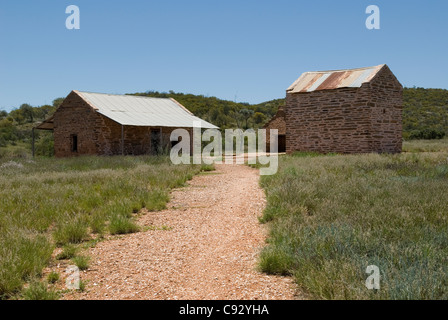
[264,107,286,150]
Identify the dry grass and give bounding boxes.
[259,141,448,299]
[0,155,207,299]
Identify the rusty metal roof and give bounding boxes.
[75,91,218,129]
[287,64,385,93]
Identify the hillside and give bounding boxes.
[0,88,447,158]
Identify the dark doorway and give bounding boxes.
[71,134,78,153]
[266,134,286,153]
[278,135,286,153]
[151,129,161,155]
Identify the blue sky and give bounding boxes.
[0,0,447,111]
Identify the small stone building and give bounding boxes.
[263,106,286,153]
[36,90,217,157]
[285,64,403,154]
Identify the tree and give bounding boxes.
[253,112,267,126]
[19,104,35,123]
[52,98,65,108]
[9,108,25,125]
[239,108,254,129]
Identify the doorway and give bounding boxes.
[151,129,161,155]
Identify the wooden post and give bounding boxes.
[160,127,163,154]
[121,125,124,156]
[32,128,35,158]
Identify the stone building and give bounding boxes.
[36,90,217,157]
[263,106,286,152]
[285,64,403,154]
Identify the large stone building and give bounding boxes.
[285,64,403,154]
[36,90,217,157]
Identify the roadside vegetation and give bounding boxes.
[2,87,446,160]
[0,155,210,299]
[258,139,448,300]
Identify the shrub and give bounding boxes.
[408,128,446,140]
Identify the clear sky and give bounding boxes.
[0,0,447,111]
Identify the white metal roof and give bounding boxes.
[75,91,218,129]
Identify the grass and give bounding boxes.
[0,155,211,299]
[72,255,90,271]
[403,138,448,153]
[22,281,60,300]
[108,213,140,235]
[258,140,448,300]
[56,244,79,260]
[47,272,60,284]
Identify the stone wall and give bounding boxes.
[365,65,403,153]
[54,91,102,157]
[285,66,403,154]
[263,107,286,152]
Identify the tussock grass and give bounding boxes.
[72,255,90,271]
[259,144,448,300]
[109,214,140,235]
[47,272,60,284]
[21,281,60,300]
[56,244,79,260]
[403,138,448,153]
[0,155,209,298]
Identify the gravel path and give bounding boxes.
[63,164,300,300]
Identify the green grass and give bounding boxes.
[72,255,90,271]
[21,281,60,300]
[47,272,60,284]
[108,213,140,235]
[56,244,79,260]
[403,138,448,153]
[0,155,211,299]
[258,141,448,300]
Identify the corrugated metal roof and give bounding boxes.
[35,115,54,130]
[75,91,218,129]
[287,64,385,93]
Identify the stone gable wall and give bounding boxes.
[263,107,286,150]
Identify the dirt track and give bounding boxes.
[63,164,300,300]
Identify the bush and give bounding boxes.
[408,128,446,140]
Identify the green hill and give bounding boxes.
[1,88,447,158]
[403,87,448,139]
